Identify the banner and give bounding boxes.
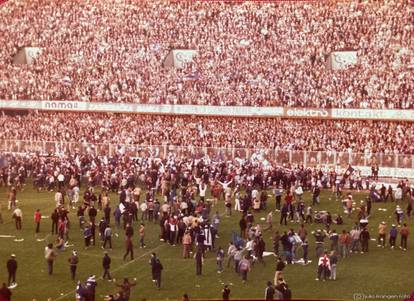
[1,100,414,121]
[284,107,331,118]
[327,51,358,70]
[331,108,414,121]
[0,100,284,117]
[163,49,198,69]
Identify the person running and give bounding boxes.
[6,255,17,287]
[123,236,134,261]
[102,251,112,280]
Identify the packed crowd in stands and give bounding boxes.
[0,0,412,108]
[1,112,414,156]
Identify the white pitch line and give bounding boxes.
[54,244,163,301]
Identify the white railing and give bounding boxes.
[0,139,413,171]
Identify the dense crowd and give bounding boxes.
[0,0,412,108]
[1,112,414,157]
[1,145,412,300]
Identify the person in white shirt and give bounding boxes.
[12,207,23,230]
[57,173,65,190]
[140,202,148,221]
[199,182,207,202]
[234,192,241,212]
[55,191,63,207]
[73,186,80,205]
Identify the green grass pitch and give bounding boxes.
[0,184,412,301]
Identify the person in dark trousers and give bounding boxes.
[98,218,107,242]
[44,243,57,275]
[51,208,59,234]
[91,222,96,246]
[6,255,17,287]
[360,228,370,253]
[84,224,92,248]
[104,204,111,225]
[239,216,247,239]
[312,185,320,206]
[222,284,231,300]
[0,283,12,301]
[194,248,203,275]
[123,236,134,261]
[238,256,251,283]
[115,278,137,301]
[153,258,163,289]
[102,251,112,280]
[103,225,112,249]
[85,275,97,301]
[125,223,134,239]
[274,256,285,286]
[88,206,97,224]
[400,223,409,250]
[150,253,157,283]
[389,225,398,249]
[34,209,41,233]
[366,197,372,217]
[280,204,288,226]
[302,239,309,264]
[68,250,79,280]
[77,205,86,229]
[265,280,275,300]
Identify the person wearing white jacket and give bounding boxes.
[199,182,207,202]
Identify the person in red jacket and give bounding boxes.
[34,209,41,233]
[0,283,12,301]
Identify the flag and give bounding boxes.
[343,165,355,179]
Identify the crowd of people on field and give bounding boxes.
[0,0,412,108]
[1,146,413,300]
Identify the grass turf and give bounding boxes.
[0,184,412,301]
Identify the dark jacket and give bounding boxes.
[153,259,163,275]
[103,255,111,269]
[7,259,17,273]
